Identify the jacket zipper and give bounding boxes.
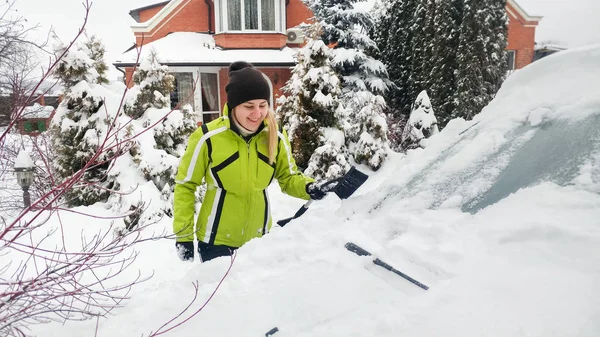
[244,141,251,241]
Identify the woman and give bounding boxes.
[173,61,327,262]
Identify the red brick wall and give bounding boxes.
[124,67,135,89]
[506,3,538,69]
[287,0,313,28]
[133,0,313,47]
[214,33,287,49]
[18,117,52,136]
[135,0,210,45]
[139,5,167,23]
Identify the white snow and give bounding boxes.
[21,103,55,118]
[4,44,599,337]
[14,150,34,169]
[115,32,298,65]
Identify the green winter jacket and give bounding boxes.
[173,104,313,248]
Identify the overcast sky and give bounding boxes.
[11,0,600,80]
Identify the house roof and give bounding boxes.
[130,0,185,33]
[507,0,543,23]
[129,1,170,23]
[113,32,297,67]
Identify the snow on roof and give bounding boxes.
[535,42,568,51]
[22,103,55,118]
[113,32,297,67]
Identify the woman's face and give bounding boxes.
[234,99,269,132]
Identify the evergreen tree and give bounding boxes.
[430,0,463,127]
[83,35,110,85]
[379,0,419,117]
[453,0,508,120]
[305,0,390,170]
[454,0,485,120]
[50,37,114,206]
[349,93,388,170]
[367,0,393,61]
[123,50,197,200]
[277,24,349,179]
[409,0,436,103]
[401,90,439,150]
[483,0,508,97]
[123,49,175,119]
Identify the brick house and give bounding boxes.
[506,0,542,70]
[113,0,541,124]
[113,0,312,124]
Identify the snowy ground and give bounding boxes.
[7,45,600,336]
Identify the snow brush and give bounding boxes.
[277,166,368,226]
[345,242,429,290]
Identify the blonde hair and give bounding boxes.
[231,106,278,165]
[265,109,278,165]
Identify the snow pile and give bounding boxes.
[17,45,600,337]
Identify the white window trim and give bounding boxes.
[199,70,222,123]
[507,50,516,70]
[262,73,274,108]
[168,67,222,124]
[216,0,284,34]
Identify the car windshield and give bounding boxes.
[382,113,600,214]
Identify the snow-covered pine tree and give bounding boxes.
[305,0,390,170]
[367,0,393,62]
[50,37,115,206]
[349,93,388,170]
[84,35,110,85]
[430,0,463,127]
[121,50,198,213]
[401,90,439,150]
[123,49,174,119]
[277,23,349,179]
[454,0,507,121]
[453,0,486,120]
[409,0,436,104]
[377,0,419,117]
[483,0,508,97]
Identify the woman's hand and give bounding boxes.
[306,182,327,200]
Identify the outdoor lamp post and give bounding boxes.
[14,150,35,209]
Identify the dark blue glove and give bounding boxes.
[306,182,327,200]
[176,241,194,261]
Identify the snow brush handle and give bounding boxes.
[277,200,313,227]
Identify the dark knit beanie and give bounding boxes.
[225,61,271,110]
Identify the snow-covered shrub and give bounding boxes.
[277,24,349,178]
[50,37,116,206]
[123,49,174,119]
[401,90,439,150]
[115,51,198,219]
[305,0,390,171]
[304,127,351,180]
[349,93,388,170]
[84,35,110,85]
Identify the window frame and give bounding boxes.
[507,50,516,71]
[168,67,222,125]
[199,71,221,123]
[216,0,284,33]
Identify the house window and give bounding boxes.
[170,73,195,110]
[23,120,46,133]
[224,0,276,31]
[507,50,516,71]
[200,73,220,123]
